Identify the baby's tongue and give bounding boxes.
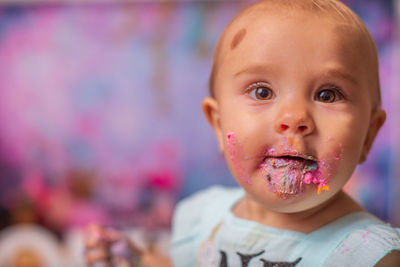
[262,157,315,195]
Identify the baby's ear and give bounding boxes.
[202,97,224,152]
[359,108,386,163]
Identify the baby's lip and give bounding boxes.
[264,151,317,161]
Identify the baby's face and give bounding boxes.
[203,11,385,212]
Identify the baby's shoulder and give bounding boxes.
[336,222,400,253]
[324,221,400,266]
[171,186,242,242]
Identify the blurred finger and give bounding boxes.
[110,240,142,266]
[85,224,105,247]
[104,227,124,242]
[85,246,109,264]
[141,251,172,267]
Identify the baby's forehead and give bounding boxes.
[225,5,362,53]
[220,9,369,79]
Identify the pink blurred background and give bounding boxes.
[0,0,398,264]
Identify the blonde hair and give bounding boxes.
[209,0,381,108]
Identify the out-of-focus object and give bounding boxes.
[0,224,62,267]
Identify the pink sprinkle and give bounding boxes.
[304,172,313,184]
[267,148,276,155]
[341,248,350,255]
[318,179,325,185]
[361,231,371,241]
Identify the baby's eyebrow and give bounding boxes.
[322,69,358,85]
[234,64,276,77]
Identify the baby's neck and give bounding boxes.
[232,191,364,234]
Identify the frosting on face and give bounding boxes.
[227,132,251,184]
[261,157,329,198]
[226,132,336,199]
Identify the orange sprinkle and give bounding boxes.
[317,185,330,195]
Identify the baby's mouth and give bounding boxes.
[261,154,318,196]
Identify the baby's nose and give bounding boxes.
[275,114,314,136]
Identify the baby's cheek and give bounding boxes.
[323,139,358,191]
[332,112,368,158]
[322,112,365,160]
[226,131,252,185]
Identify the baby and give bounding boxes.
[84,0,400,266]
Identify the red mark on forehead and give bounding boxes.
[230,28,247,50]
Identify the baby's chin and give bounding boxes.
[240,175,342,213]
[266,190,338,213]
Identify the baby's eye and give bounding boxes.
[315,86,344,103]
[247,82,274,100]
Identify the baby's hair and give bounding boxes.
[209,0,381,109]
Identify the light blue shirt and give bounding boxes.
[170,186,400,266]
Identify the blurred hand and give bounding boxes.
[84,224,142,267]
[141,250,173,267]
